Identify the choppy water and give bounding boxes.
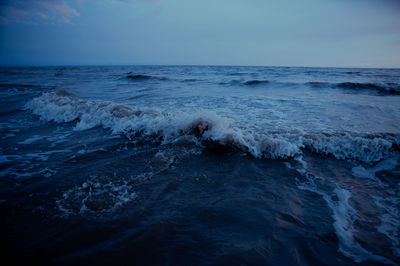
[1,65,399,265]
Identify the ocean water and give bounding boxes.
[0,65,399,265]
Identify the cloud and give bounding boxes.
[0,0,82,24]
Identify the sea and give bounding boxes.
[0,65,399,265]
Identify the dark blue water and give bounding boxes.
[1,66,399,265]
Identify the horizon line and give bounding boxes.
[0,63,399,70]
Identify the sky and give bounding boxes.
[0,0,399,67]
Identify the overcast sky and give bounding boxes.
[0,0,399,67]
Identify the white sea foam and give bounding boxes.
[18,135,43,145]
[0,155,10,163]
[25,149,71,161]
[352,155,399,185]
[39,167,57,178]
[56,175,136,216]
[293,154,398,264]
[25,92,400,163]
[328,188,394,264]
[374,186,400,258]
[297,172,395,264]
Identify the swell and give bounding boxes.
[25,91,400,164]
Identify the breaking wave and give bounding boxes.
[25,91,400,163]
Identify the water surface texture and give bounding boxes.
[1,66,399,265]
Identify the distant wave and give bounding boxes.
[306,81,400,95]
[126,74,151,80]
[306,81,329,87]
[227,72,248,76]
[125,72,167,81]
[0,83,35,88]
[182,78,199,82]
[344,71,361,75]
[0,70,25,75]
[25,91,400,164]
[218,80,241,86]
[0,83,41,95]
[336,82,400,95]
[244,80,269,86]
